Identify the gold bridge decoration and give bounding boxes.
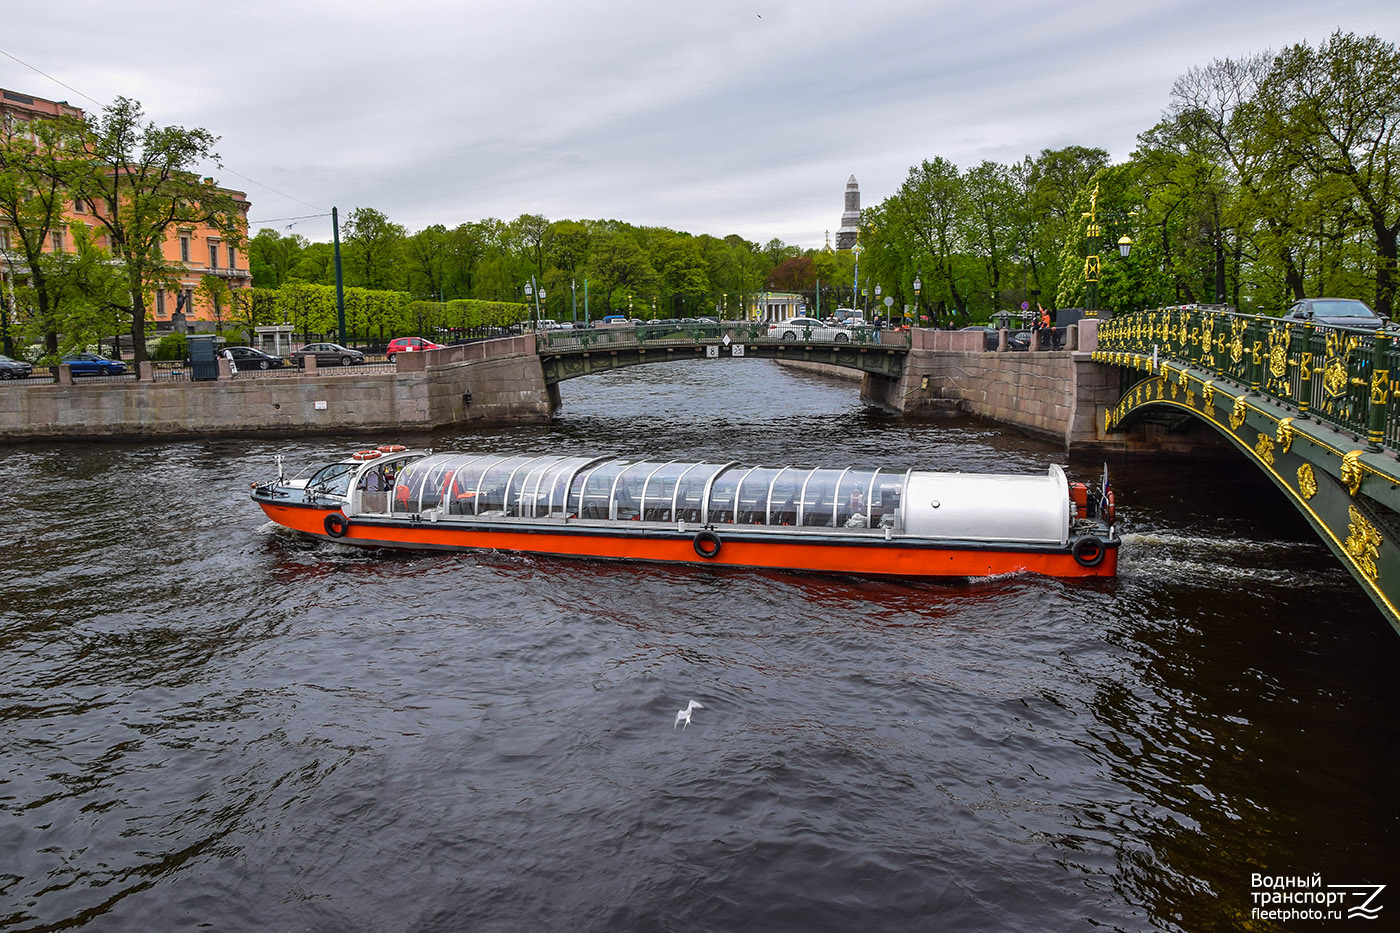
[1341,450,1365,496]
[1344,506,1383,582]
[1276,417,1294,453]
[1372,369,1391,406]
[1230,395,1248,430]
[1297,463,1318,500]
[1229,318,1247,365]
[1254,432,1275,466]
[1267,325,1290,394]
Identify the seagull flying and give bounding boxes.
[675,700,704,729]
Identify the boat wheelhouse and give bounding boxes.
[251,446,1118,578]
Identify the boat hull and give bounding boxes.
[256,500,1118,579]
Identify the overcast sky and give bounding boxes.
[4,1,1399,248]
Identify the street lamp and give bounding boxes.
[913,269,922,326]
[1118,235,1133,258]
[874,284,883,324]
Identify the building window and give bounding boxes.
[156,289,165,316]
[0,227,9,250]
[228,245,236,269]
[51,231,64,251]
[180,236,190,262]
[72,199,85,214]
[208,241,219,269]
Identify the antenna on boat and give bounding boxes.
[276,454,284,482]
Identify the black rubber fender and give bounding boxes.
[1072,535,1105,567]
[324,512,350,538]
[693,530,722,559]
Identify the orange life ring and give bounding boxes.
[377,444,407,453]
[352,449,382,461]
[1103,489,1116,524]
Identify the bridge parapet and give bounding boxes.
[1095,305,1396,449]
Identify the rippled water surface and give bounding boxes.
[3,360,1398,932]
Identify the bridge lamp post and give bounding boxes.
[1118,235,1132,258]
[1082,181,1102,311]
[524,280,533,330]
[913,270,922,326]
[874,284,882,324]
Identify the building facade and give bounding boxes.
[0,87,252,332]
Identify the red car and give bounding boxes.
[386,337,443,360]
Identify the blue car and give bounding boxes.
[62,352,128,376]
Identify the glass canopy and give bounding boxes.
[385,453,906,529]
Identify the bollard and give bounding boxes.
[138,360,154,383]
[57,363,72,386]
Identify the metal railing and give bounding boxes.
[535,320,911,351]
[1095,306,1396,448]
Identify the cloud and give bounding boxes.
[4,0,1398,245]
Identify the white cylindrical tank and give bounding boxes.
[901,465,1069,545]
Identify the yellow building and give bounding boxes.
[0,87,252,329]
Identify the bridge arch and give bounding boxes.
[1104,354,1400,634]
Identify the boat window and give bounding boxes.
[307,462,357,499]
[640,461,689,522]
[413,457,460,512]
[573,460,632,520]
[871,472,905,529]
[835,469,878,528]
[735,467,781,525]
[800,468,843,526]
[431,454,493,515]
[532,457,594,517]
[767,468,810,526]
[392,466,429,514]
[474,456,535,516]
[672,463,722,524]
[504,456,560,517]
[705,466,748,525]
[611,462,652,520]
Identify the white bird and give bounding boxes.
[674,700,704,729]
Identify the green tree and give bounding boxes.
[342,206,405,291]
[72,96,243,365]
[0,107,84,355]
[1260,31,1400,314]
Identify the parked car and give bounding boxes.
[767,316,852,343]
[292,343,365,367]
[223,346,287,370]
[385,337,443,360]
[1282,298,1387,330]
[0,353,33,379]
[62,352,128,376]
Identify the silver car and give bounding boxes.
[767,316,852,343]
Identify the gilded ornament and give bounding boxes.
[1371,369,1390,406]
[1254,432,1275,466]
[1178,366,1189,386]
[1344,505,1383,581]
[1341,450,1364,496]
[1202,380,1215,409]
[1170,381,1179,399]
[1186,389,1197,408]
[1276,417,1294,453]
[1297,463,1318,499]
[1155,380,1164,400]
[1230,395,1248,430]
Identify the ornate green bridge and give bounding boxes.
[535,321,911,384]
[1095,307,1400,634]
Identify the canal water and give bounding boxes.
[2,360,1396,932]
